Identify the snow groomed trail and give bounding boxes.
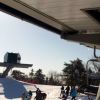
[0,78,96,100]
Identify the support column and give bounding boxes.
[2,66,13,77]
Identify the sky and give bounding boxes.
[0,11,100,75]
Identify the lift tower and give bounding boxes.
[0,52,33,77]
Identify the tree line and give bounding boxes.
[11,58,100,86]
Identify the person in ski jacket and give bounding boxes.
[27,90,32,100]
[21,90,32,100]
[65,85,70,97]
[70,86,77,100]
[60,85,65,97]
[34,89,43,100]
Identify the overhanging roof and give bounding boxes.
[0,0,100,49]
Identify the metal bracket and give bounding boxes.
[94,46,100,61]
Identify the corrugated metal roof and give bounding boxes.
[0,0,100,48]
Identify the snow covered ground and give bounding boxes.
[0,77,96,100]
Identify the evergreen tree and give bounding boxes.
[45,77,49,85]
[34,69,45,84]
[29,69,34,79]
[63,58,86,86]
[48,71,61,85]
[49,74,54,85]
[11,70,25,80]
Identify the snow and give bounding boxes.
[0,77,96,100]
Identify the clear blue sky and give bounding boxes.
[0,11,100,75]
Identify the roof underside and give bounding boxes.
[0,0,100,49]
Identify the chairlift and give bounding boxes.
[84,46,100,99]
[0,52,33,78]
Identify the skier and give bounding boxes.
[60,85,65,97]
[34,88,47,100]
[27,90,33,100]
[36,88,41,94]
[21,90,32,100]
[70,86,77,100]
[65,85,70,98]
[34,88,43,100]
